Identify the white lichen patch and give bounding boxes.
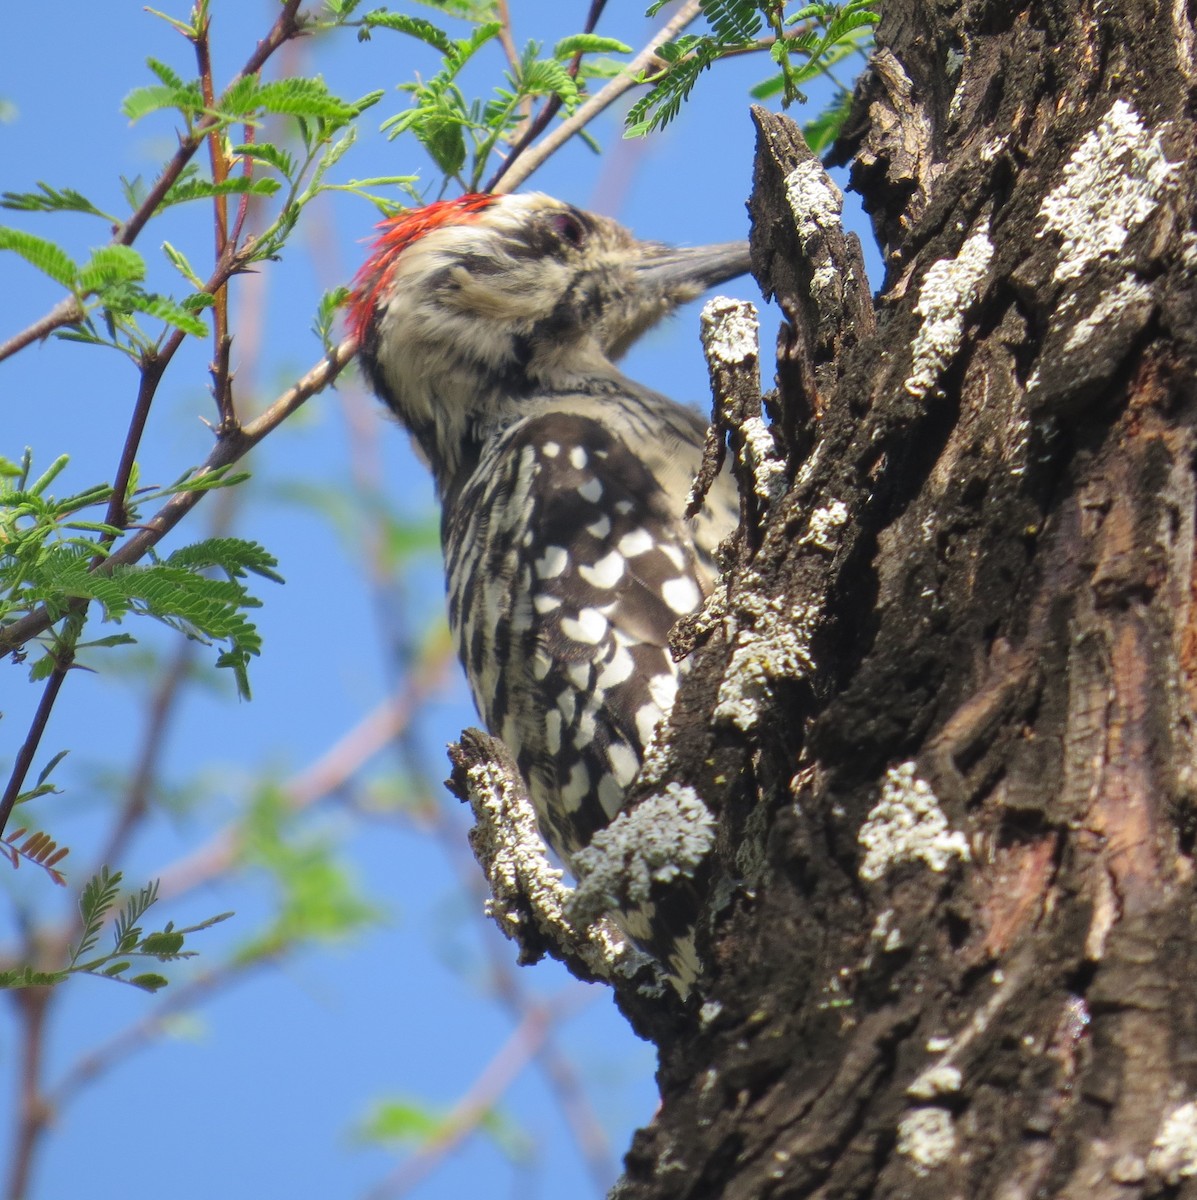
[463,758,627,977]
[904,223,994,398]
[1038,99,1178,283]
[858,762,971,882]
[799,500,849,551]
[907,1063,963,1100]
[570,783,715,917]
[737,415,787,507]
[1148,1100,1197,1184]
[784,158,844,243]
[700,296,760,365]
[1063,277,1155,353]
[897,1107,956,1175]
[715,595,817,731]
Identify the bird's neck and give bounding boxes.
[372,338,636,498]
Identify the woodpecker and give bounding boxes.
[349,192,748,926]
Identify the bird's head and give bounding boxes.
[349,192,750,488]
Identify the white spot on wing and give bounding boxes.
[579,550,625,589]
[535,546,568,579]
[617,528,653,557]
[561,761,590,811]
[660,544,686,571]
[598,773,623,818]
[545,709,562,753]
[661,574,701,615]
[560,607,609,644]
[577,477,603,503]
[597,644,635,688]
[569,446,588,469]
[636,703,662,746]
[607,741,640,787]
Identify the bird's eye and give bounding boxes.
[551,212,586,249]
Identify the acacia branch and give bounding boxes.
[488,0,702,194]
[482,0,610,193]
[0,337,357,659]
[0,0,304,367]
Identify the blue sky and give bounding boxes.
[0,5,877,1197]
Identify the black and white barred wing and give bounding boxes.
[444,411,710,867]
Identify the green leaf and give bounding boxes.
[129,973,169,992]
[218,74,262,119]
[354,1098,443,1146]
[140,464,250,502]
[314,287,349,349]
[162,241,204,289]
[28,453,69,495]
[360,11,455,54]
[520,57,579,106]
[553,33,632,58]
[803,88,854,153]
[76,633,137,650]
[255,78,358,122]
[231,142,296,179]
[160,176,282,209]
[35,750,69,788]
[141,930,186,956]
[71,867,123,965]
[78,245,147,292]
[699,0,762,44]
[122,82,203,123]
[125,292,209,337]
[0,968,68,989]
[0,227,77,287]
[0,182,115,221]
[165,537,284,585]
[145,56,186,90]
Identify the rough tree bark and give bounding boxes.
[456,0,1197,1194]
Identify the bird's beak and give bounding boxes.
[634,241,753,305]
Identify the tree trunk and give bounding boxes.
[610,0,1197,1195]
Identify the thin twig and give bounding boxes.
[482,0,609,193]
[0,657,72,841]
[0,336,357,658]
[489,0,701,194]
[46,956,277,1112]
[494,0,523,77]
[154,644,452,902]
[6,988,53,1200]
[195,7,239,433]
[365,991,592,1200]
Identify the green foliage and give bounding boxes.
[352,1094,534,1163]
[0,867,232,993]
[627,0,877,140]
[0,452,279,697]
[366,4,629,191]
[233,785,381,963]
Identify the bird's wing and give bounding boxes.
[444,410,713,863]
